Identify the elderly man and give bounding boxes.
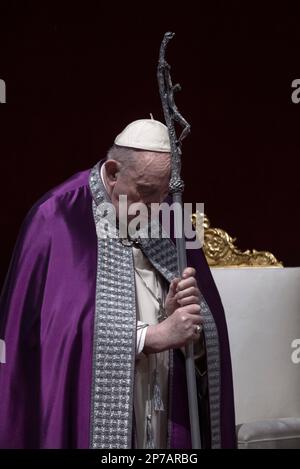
[0,118,236,449]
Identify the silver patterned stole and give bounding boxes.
[88,161,222,449]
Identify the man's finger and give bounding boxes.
[179,304,201,316]
[176,286,199,300]
[177,276,198,292]
[177,295,200,307]
[182,267,196,278]
[169,278,180,294]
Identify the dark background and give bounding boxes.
[0,2,300,286]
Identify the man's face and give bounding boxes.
[105,151,171,228]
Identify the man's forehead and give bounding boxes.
[134,153,171,177]
[135,169,170,188]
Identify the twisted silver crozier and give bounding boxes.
[157,31,202,449]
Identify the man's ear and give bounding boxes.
[104,160,120,186]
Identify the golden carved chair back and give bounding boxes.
[192,212,282,268]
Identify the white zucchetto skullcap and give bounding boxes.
[114,117,171,153]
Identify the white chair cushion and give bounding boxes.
[237,418,300,449]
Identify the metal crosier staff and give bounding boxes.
[157,31,202,449]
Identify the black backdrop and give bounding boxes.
[1,3,300,287]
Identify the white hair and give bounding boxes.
[106,144,140,172]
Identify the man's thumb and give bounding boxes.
[169,278,180,295]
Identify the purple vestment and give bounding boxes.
[0,160,236,448]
